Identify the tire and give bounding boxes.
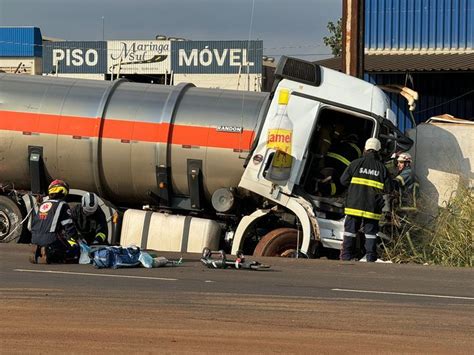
[0,196,24,243]
[253,228,301,257]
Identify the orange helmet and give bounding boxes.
[48,179,69,198]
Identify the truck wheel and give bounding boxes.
[0,196,24,243]
[253,228,300,257]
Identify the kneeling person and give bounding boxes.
[30,180,79,264]
[72,192,108,245]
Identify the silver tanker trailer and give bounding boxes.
[0,57,412,257]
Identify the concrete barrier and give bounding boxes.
[408,118,473,215]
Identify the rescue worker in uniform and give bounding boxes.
[393,152,417,209]
[30,179,79,264]
[313,119,345,160]
[317,135,362,196]
[340,138,391,262]
[71,192,108,245]
[306,119,345,193]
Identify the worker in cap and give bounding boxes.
[393,152,418,209]
[71,192,109,245]
[30,179,79,264]
[339,138,391,262]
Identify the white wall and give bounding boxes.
[0,57,42,75]
[173,73,262,91]
[42,73,106,80]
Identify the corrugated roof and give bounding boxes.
[315,52,474,72]
[365,0,474,51]
[0,27,42,57]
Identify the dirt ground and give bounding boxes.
[2,289,473,354]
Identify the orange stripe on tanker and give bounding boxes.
[0,110,96,136]
[0,110,254,150]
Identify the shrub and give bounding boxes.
[382,184,473,267]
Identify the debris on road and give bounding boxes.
[79,241,183,269]
[200,248,270,270]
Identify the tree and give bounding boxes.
[323,18,342,57]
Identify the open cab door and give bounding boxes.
[239,83,321,205]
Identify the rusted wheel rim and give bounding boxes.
[253,228,300,257]
[280,249,298,258]
[0,211,11,239]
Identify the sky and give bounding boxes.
[0,0,342,60]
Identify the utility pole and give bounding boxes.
[101,16,105,41]
[342,0,365,78]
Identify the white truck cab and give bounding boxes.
[233,57,412,257]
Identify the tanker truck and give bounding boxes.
[0,56,412,257]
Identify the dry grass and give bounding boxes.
[382,185,473,267]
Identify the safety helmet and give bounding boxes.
[82,192,99,215]
[48,179,69,198]
[397,152,412,163]
[364,138,381,152]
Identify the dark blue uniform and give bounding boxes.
[340,151,391,261]
[31,199,79,263]
[394,166,418,208]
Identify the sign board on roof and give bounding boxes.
[43,41,106,74]
[107,40,171,74]
[171,40,263,74]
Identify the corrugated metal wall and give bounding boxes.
[0,27,42,57]
[365,0,474,50]
[366,73,474,131]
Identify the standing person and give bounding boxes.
[393,153,417,209]
[339,138,391,262]
[71,192,108,245]
[30,179,79,264]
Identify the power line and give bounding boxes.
[414,89,474,114]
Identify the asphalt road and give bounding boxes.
[1,244,473,354]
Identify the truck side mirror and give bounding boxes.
[378,133,414,153]
[395,135,414,152]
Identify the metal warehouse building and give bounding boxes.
[0,28,264,92]
[318,0,474,131]
[0,27,42,74]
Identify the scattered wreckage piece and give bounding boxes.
[200,248,270,270]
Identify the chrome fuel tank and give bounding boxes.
[0,74,269,206]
